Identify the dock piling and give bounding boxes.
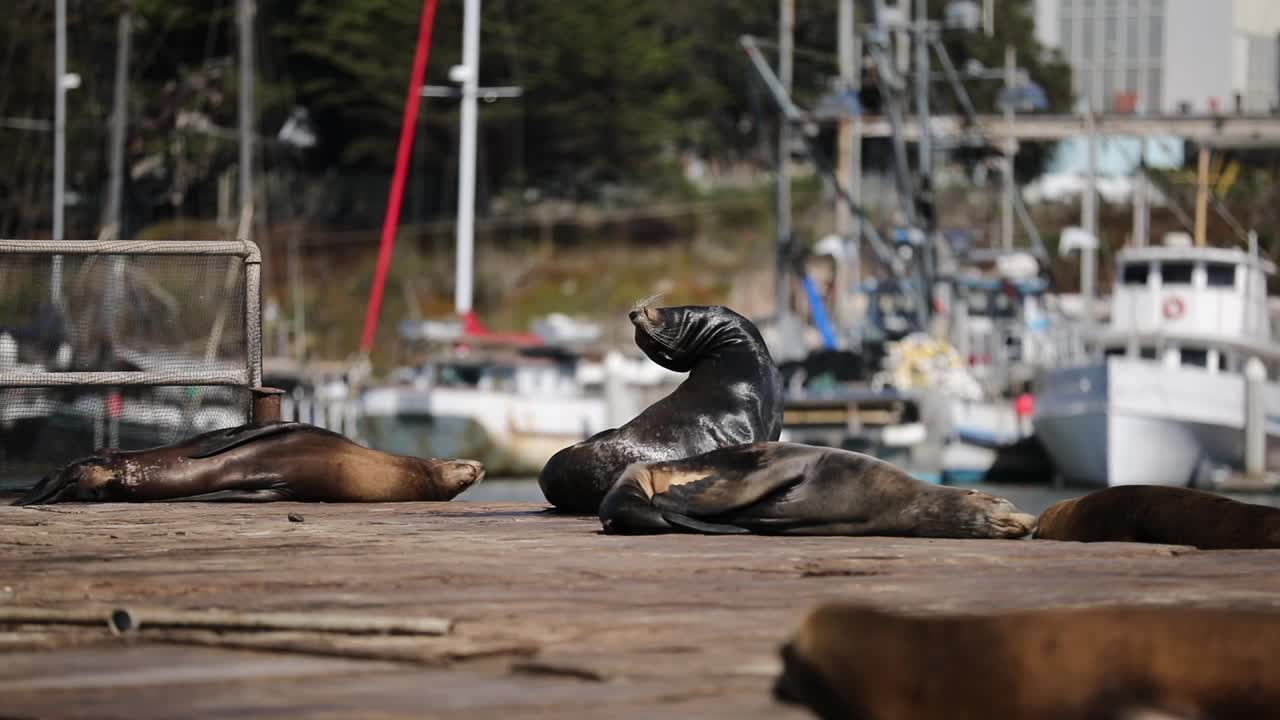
[1245,357,1266,479]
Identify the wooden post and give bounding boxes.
[1245,357,1266,480]
[1194,146,1210,247]
[252,386,285,422]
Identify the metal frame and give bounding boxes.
[0,239,262,391]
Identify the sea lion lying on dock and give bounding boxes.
[774,603,1280,720]
[598,441,1035,538]
[538,302,782,514]
[13,422,484,505]
[1033,485,1280,549]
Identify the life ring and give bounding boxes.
[1162,296,1185,320]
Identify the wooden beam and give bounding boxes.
[827,113,1280,147]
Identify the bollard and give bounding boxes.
[252,386,286,423]
[1245,357,1266,479]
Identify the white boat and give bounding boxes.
[361,336,683,476]
[1033,236,1280,487]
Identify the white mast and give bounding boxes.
[453,0,481,315]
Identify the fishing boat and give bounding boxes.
[1033,232,1280,487]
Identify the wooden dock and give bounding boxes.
[4,501,1280,719]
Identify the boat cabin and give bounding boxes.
[1096,239,1278,376]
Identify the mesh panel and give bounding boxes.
[0,386,251,492]
[0,251,254,493]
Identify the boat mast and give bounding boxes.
[52,0,67,305]
[454,0,480,316]
[357,0,439,358]
[238,0,255,244]
[835,0,860,341]
[105,4,132,349]
[775,0,795,348]
[1080,102,1098,344]
[1001,45,1015,251]
[105,5,131,241]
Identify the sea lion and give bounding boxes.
[773,603,1280,720]
[13,421,484,505]
[598,441,1035,538]
[538,302,782,514]
[1033,485,1280,549]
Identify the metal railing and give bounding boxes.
[0,238,262,391]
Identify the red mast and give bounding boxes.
[359,0,440,356]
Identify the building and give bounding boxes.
[1033,0,1280,114]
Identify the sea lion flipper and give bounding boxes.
[653,448,809,517]
[154,488,291,502]
[12,474,69,506]
[660,512,750,535]
[186,422,314,459]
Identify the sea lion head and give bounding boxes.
[1031,497,1073,540]
[628,299,758,373]
[431,458,486,499]
[12,456,118,505]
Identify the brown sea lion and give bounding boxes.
[1033,485,1280,549]
[13,422,484,505]
[598,441,1035,538]
[774,603,1280,720]
[538,302,783,514]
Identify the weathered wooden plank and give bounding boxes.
[3,501,1280,718]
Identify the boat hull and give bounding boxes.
[1034,358,1280,487]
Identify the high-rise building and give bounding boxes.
[1033,0,1280,114]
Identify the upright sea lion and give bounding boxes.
[1033,485,1280,549]
[538,302,782,514]
[13,421,484,505]
[598,441,1035,538]
[773,603,1280,720]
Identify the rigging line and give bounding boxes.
[749,37,841,68]
[203,0,225,69]
[133,3,186,82]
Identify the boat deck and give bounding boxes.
[4,501,1280,719]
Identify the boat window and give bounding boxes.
[1205,263,1236,288]
[1104,347,1126,359]
[1179,348,1208,368]
[1139,347,1158,360]
[991,293,1016,319]
[963,290,989,314]
[1121,263,1149,285]
[1161,262,1193,285]
[439,365,483,387]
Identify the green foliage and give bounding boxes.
[1,0,1072,232]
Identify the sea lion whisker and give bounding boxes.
[645,327,683,348]
[631,292,666,314]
